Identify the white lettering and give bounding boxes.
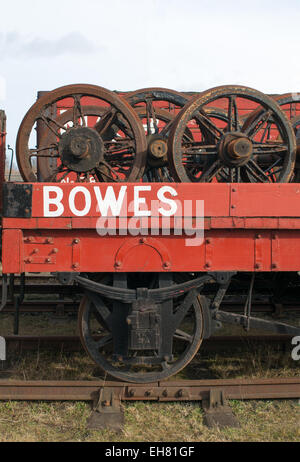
[43,186,64,217]
[157,186,178,216]
[69,186,91,217]
[94,186,127,216]
[134,186,151,217]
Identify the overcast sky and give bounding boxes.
[1,0,300,149]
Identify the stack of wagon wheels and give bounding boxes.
[14,83,300,382]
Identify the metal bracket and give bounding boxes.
[202,388,240,428]
[56,272,76,285]
[208,272,236,285]
[87,387,124,432]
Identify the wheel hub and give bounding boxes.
[147,135,168,167]
[58,126,104,173]
[219,132,253,167]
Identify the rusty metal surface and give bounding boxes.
[0,377,298,401]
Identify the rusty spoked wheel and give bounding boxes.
[290,114,300,181]
[134,107,178,181]
[125,88,190,182]
[274,93,300,120]
[38,105,108,182]
[168,85,296,183]
[78,273,204,383]
[16,84,147,182]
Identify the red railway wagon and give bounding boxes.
[2,84,300,383]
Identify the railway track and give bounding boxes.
[2,300,300,314]
[0,377,298,401]
[2,334,296,352]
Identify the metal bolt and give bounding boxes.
[206,238,211,244]
[231,205,236,209]
[256,234,261,239]
[45,258,51,263]
[33,248,39,254]
[163,261,171,269]
[232,188,236,192]
[115,261,122,268]
[255,263,260,269]
[205,261,211,268]
[73,239,80,245]
[25,257,32,263]
[45,238,53,244]
[73,263,79,269]
[272,263,277,269]
[52,248,58,254]
[140,237,146,244]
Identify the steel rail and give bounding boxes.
[0,377,298,401]
[2,334,295,352]
[1,300,300,314]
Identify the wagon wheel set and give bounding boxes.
[16,83,300,184]
[15,84,300,382]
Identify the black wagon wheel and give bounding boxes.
[78,273,204,383]
[16,84,147,182]
[168,85,296,183]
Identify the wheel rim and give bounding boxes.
[16,84,147,182]
[168,85,296,183]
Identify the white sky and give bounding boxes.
[1,0,300,148]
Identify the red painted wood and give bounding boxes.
[3,183,300,274]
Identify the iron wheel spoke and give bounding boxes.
[174,329,193,343]
[245,159,271,182]
[72,94,86,127]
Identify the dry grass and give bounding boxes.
[0,400,298,442]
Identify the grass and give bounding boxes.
[0,400,298,442]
